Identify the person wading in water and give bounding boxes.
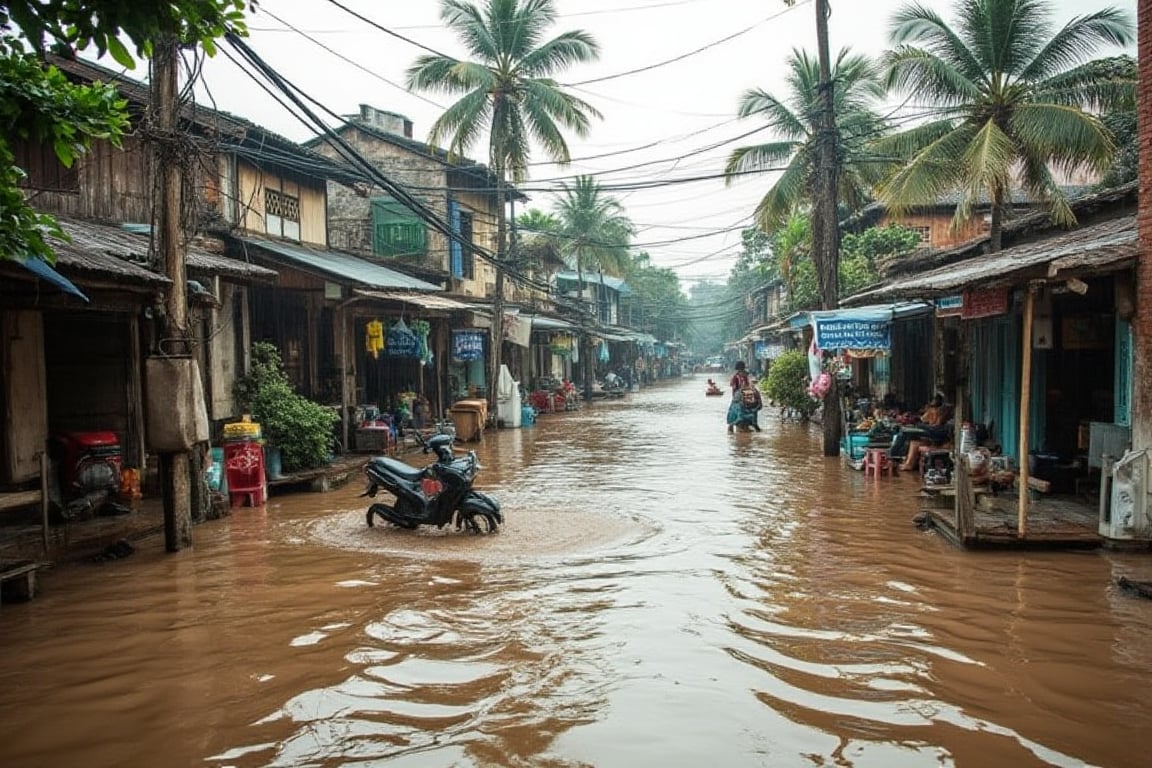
[727,361,762,433]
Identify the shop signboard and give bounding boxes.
[811,312,891,351]
[935,295,963,317]
[452,329,485,361]
[961,288,1008,319]
[755,340,785,360]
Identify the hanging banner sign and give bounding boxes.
[503,311,531,348]
[755,340,785,360]
[961,288,1008,319]
[811,315,891,351]
[935,295,963,317]
[386,318,419,358]
[451,329,485,361]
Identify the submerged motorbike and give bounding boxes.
[362,431,503,534]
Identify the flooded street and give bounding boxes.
[2,377,1151,768]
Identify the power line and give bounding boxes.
[564,0,811,86]
[218,34,553,293]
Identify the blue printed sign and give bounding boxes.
[755,340,785,360]
[452,329,485,361]
[386,320,419,358]
[812,317,891,351]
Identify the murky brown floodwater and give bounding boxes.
[2,376,1151,768]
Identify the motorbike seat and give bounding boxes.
[367,456,426,482]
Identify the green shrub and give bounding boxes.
[764,350,819,420]
[233,342,338,472]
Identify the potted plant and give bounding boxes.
[233,342,338,474]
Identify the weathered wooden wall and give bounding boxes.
[236,162,328,246]
[1,310,48,483]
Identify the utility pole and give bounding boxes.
[152,37,193,550]
[814,0,843,457]
[488,124,507,420]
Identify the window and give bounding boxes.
[458,210,475,280]
[371,197,427,258]
[265,188,300,240]
[12,139,79,193]
[909,225,931,244]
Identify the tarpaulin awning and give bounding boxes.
[17,257,89,301]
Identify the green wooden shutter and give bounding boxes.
[371,198,426,258]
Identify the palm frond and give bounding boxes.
[752,153,812,233]
[406,55,491,95]
[1034,55,1136,111]
[441,0,500,62]
[1016,152,1078,227]
[871,118,957,161]
[520,79,599,164]
[888,1,987,83]
[1021,7,1135,81]
[723,141,798,180]
[878,123,974,214]
[1009,102,1112,175]
[519,30,600,77]
[501,0,555,61]
[883,45,982,106]
[735,88,807,140]
[425,89,491,158]
[959,119,1016,197]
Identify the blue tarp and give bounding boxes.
[18,257,89,302]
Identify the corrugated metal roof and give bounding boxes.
[554,270,633,296]
[239,237,441,291]
[355,289,470,310]
[117,223,278,280]
[529,315,577,331]
[847,215,1137,305]
[50,219,169,284]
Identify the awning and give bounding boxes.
[530,315,578,332]
[355,289,471,310]
[239,236,441,291]
[805,302,931,351]
[845,215,1137,305]
[17,257,89,302]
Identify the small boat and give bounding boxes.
[705,385,723,397]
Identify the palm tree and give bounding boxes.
[878,0,1135,251]
[406,0,601,409]
[723,48,890,234]
[548,175,632,395]
[551,175,633,279]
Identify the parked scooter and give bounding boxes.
[363,430,502,534]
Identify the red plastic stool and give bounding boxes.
[863,447,894,479]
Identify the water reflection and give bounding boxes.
[0,377,1150,768]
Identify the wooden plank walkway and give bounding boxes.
[919,484,1101,549]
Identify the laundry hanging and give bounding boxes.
[365,319,384,359]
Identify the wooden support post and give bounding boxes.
[153,38,192,552]
[39,451,49,557]
[1017,285,1037,538]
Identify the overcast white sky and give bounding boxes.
[181,0,1135,289]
